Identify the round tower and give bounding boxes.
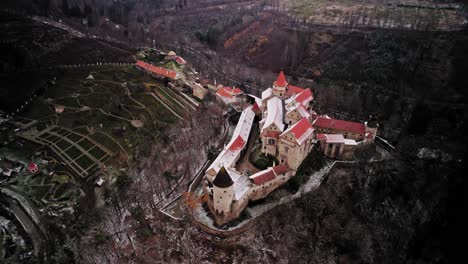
[272,71,288,98]
[212,166,235,214]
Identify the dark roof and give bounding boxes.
[213,166,233,188]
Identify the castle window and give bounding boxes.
[268,138,276,145]
[219,196,222,199]
[224,190,226,193]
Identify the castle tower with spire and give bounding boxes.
[272,71,288,99]
[212,166,235,214]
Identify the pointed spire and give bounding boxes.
[213,166,234,188]
[274,71,288,87]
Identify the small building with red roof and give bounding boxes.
[28,163,39,174]
[271,71,313,102]
[175,56,186,65]
[164,51,187,66]
[215,86,244,105]
[135,60,179,80]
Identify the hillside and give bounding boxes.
[78,157,458,263]
[1,1,465,263]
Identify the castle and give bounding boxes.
[203,72,377,226]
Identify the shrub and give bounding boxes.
[252,154,278,170]
[137,226,152,239]
[130,205,145,223]
[296,144,325,177]
[94,231,109,246]
[288,145,326,192]
[116,173,132,191]
[207,146,219,160]
[163,170,176,182]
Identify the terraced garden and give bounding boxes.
[18,126,113,179]
[17,66,199,181]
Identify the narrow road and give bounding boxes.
[0,188,47,261]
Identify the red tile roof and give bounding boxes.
[272,163,291,175]
[314,117,366,134]
[175,56,186,65]
[262,130,281,139]
[229,136,246,151]
[224,87,243,94]
[216,87,233,98]
[28,163,38,173]
[295,88,313,106]
[316,134,327,141]
[252,102,261,112]
[274,71,288,87]
[286,85,305,97]
[290,117,314,140]
[136,60,178,79]
[251,169,276,185]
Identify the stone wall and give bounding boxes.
[204,170,294,226]
[249,172,293,201]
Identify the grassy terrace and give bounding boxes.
[154,85,187,116]
[20,66,184,181]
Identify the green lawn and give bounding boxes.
[64,146,82,159]
[77,138,94,151]
[75,155,96,171]
[88,146,107,160]
[55,139,72,150]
